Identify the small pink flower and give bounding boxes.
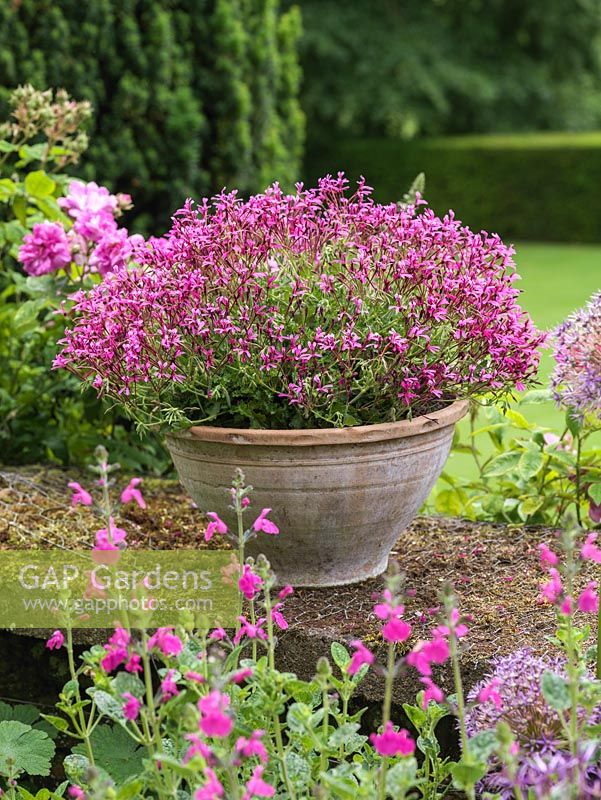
[205,513,228,542]
[185,734,214,764]
[578,582,599,614]
[194,767,224,800]
[68,786,86,800]
[209,628,227,641]
[185,670,206,683]
[420,677,444,708]
[161,669,180,700]
[382,617,412,643]
[539,568,563,604]
[198,691,233,738]
[560,596,573,616]
[278,585,294,600]
[477,678,503,710]
[271,603,288,630]
[370,722,415,757]
[125,653,142,673]
[253,508,279,535]
[407,637,450,676]
[230,667,253,684]
[239,565,263,600]
[233,616,268,646]
[236,730,268,762]
[539,543,559,567]
[243,766,275,798]
[94,518,127,550]
[46,630,65,650]
[121,478,146,509]
[148,626,183,656]
[122,692,141,721]
[435,608,468,638]
[68,481,93,507]
[348,640,374,675]
[581,533,601,563]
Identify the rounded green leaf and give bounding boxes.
[24,171,56,198]
[0,721,55,777]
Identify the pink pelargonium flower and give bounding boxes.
[121,478,146,509]
[46,630,65,650]
[578,582,599,614]
[370,722,415,757]
[198,691,234,738]
[94,519,127,550]
[147,626,183,656]
[238,564,263,600]
[122,692,141,721]
[477,678,503,710]
[19,221,72,276]
[205,513,228,542]
[348,640,374,675]
[194,767,224,800]
[243,766,275,799]
[382,617,412,643]
[68,481,93,507]
[236,730,268,763]
[253,509,279,535]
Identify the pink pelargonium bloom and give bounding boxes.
[94,519,127,551]
[253,508,279,535]
[147,626,183,656]
[370,722,415,757]
[194,767,224,800]
[122,692,141,721]
[578,582,599,614]
[243,766,275,799]
[205,513,228,542]
[581,533,601,563]
[539,543,559,567]
[19,221,72,276]
[382,617,412,643]
[161,669,180,700]
[477,678,503,710]
[348,640,374,676]
[198,690,234,738]
[68,481,93,507]
[236,730,268,763]
[421,677,444,708]
[46,630,65,650]
[120,478,146,509]
[239,564,263,600]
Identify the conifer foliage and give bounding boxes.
[0,0,305,232]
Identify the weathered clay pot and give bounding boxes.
[165,399,468,587]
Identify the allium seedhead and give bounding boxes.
[552,291,601,422]
[58,175,544,430]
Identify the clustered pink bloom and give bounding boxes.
[194,767,224,800]
[242,765,275,799]
[348,641,375,676]
[101,627,131,673]
[236,730,268,763]
[370,721,415,757]
[204,513,228,542]
[539,537,600,615]
[122,692,141,721]
[198,691,233,738]
[57,175,543,429]
[161,669,180,700]
[238,565,263,600]
[252,509,279,535]
[147,626,183,657]
[94,518,127,551]
[551,291,601,422]
[68,481,93,507]
[46,630,65,650]
[374,589,412,643]
[19,221,72,276]
[120,477,146,508]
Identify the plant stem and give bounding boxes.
[575,433,583,525]
[66,623,95,766]
[377,642,396,800]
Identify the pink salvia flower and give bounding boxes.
[198,691,233,738]
[278,585,294,599]
[578,582,599,614]
[120,478,146,509]
[243,766,275,799]
[205,513,228,542]
[185,734,214,764]
[270,603,288,630]
[420,677,444,708]
[233,616,268,646]
[370,722,416,757]
[477,678,503,710]
[161,669,180,700]
[238,564,263,600]
[236,730,268,763]
[253,509,279,535]
[122,692,141,721]
[194,767,224,800]
[539,568,563,604]
[581,533,601,563]
[147,627,183,656]
[539,543,559,567]
[46,630,65,650]
[68,481,93,507]
[68,786,86,800]
[94,518,127,550]
[209,628,227,641]
[348,640,374,675]
[382,617,412,643]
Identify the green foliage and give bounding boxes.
[0,721,55,779]
[0,0,305,234]
[293,0,601,140]
[428,394,601,526]
[306,132,601,242]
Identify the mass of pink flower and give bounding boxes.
[56,174,544,429]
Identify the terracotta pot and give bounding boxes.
[165,399,468,587]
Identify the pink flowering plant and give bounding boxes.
[57,174,543,432]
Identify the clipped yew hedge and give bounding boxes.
[305,132,601,242]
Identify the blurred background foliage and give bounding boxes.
[0,0,304,234]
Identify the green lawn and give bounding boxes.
[445,241,601,480]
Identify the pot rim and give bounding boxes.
[167,398,469,447]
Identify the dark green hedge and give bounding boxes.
[305,132,601,242]
[0,0,305,234]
